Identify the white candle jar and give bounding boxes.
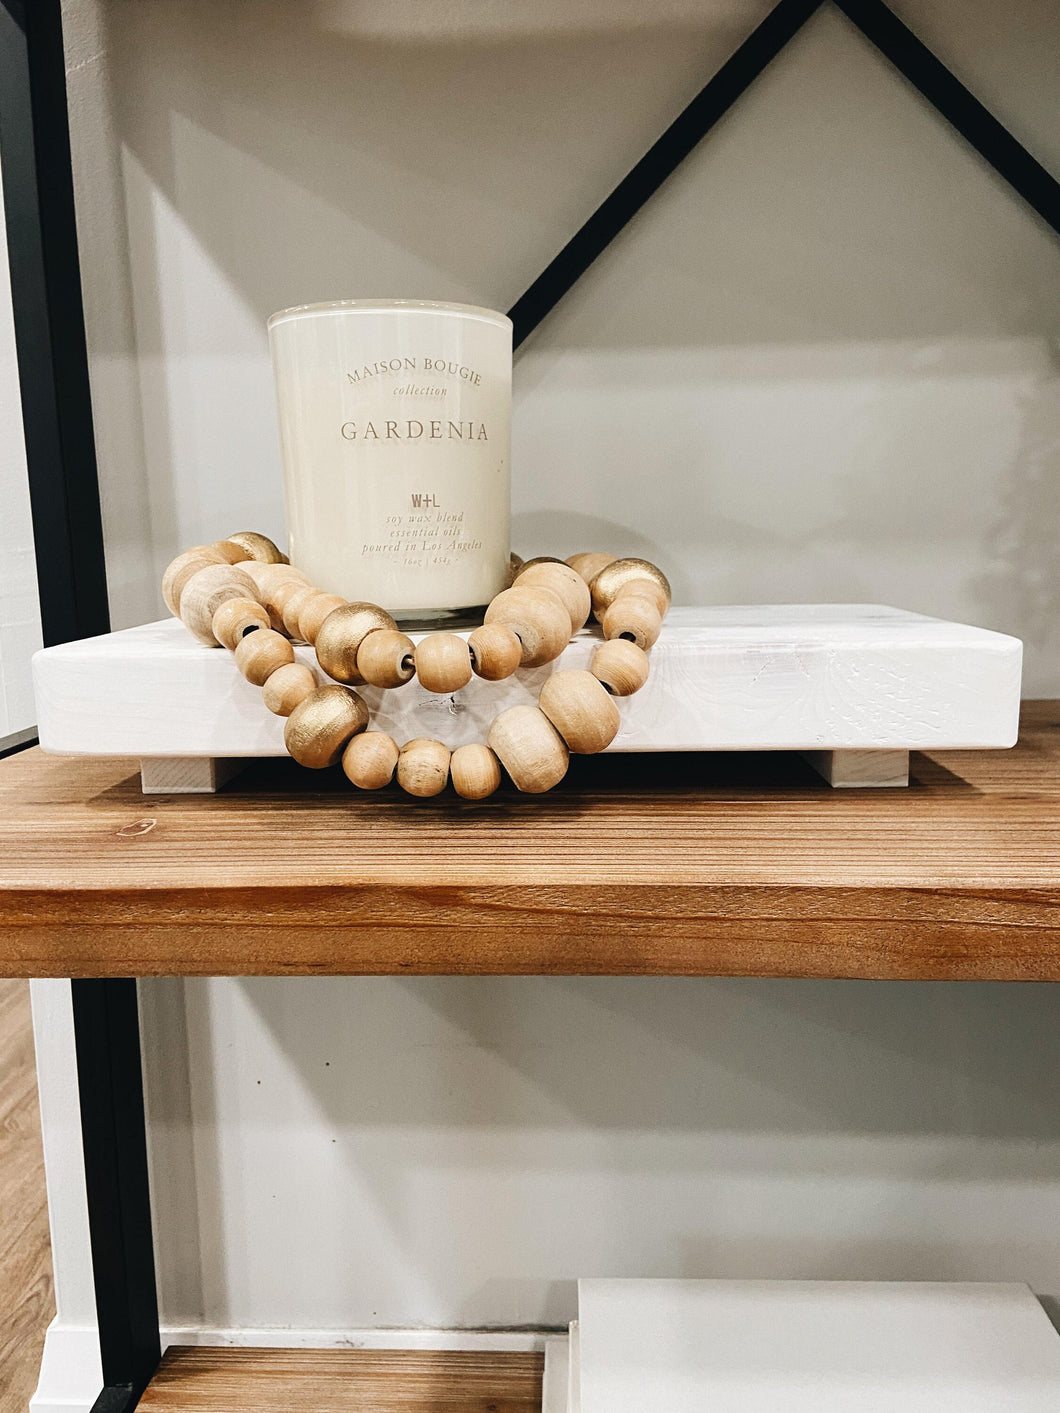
[268,299,511,623]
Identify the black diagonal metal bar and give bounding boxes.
[507,0,824,347]
[0,0,110,646]
[833,0,1060,237]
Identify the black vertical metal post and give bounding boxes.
[0,0,110,646]
[72,980,161,1410]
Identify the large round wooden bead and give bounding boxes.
[225,531,285,563]
[566,551,615,585]
[240,562,308,630]
[280,584,322,639]
[483,586,570,668]
[539,669,620,754]
[488,705,569,793]
[519,555,567,572]
[415,633,472,694]
[343,731,400,790]
[602,594,663,651]
[590,638,650,696]
[161,545,228,616]
[468,623,522,681]
[397,738,450,797]
[514,562,591,633]
[590,558,671,617]
[234,627,295,685]
[179,564,261,645]
[357,629,416,688]
[450,743,502,800]
[298,593,349,645]
[315,603,397,683]
[211,597,269,650]
[284,684,369,767]
[262,661,317,716]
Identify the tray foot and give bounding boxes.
[139,758,246,794]
[801,748,909,788]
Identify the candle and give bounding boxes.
[268,299,511,623]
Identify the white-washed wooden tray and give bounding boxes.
[32,605,1022,792]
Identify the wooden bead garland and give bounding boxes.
[163,533,670,799]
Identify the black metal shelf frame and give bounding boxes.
[0,1,1056,1408]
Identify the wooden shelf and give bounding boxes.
[1,701,1058,980]
[138,1347,542,1411]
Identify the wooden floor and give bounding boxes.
[140,1347,543,1412]
[0,980,53,1413]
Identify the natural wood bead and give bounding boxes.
[514,562,591,633]
[507,552,524,586]
[590,557,671,617]
[415,633,473,694]
[488,704,569,793]
[315,603,396,683]
[594,579,668,620]
[211,597,269,650]
[240,563,308,630]
[225,531,286,563]
[450,743,502,800]
[396,738,450,797]
[566,551,616,585]
[602,594,663,651]
[284,684,369,768]
[179,564,261,645]
[234,627,295,686]
[519,555,567,572]
[342,731,400,790]
[484,585,570,668]
[590,638,650,696]
[539,668,620,754]
[213,539,253,564]
[298,593,349,645]
[262,661,317,716]
[356,629,416,688]
[468,623,522,681]
[281,584,322,639]
[161,546,228,616]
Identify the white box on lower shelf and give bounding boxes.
[31,605,1021,791]
[550,1279,1060,1413]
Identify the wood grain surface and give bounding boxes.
[0,981,54,1413]
[1,702,1058,980]
[138,1347,542,1412]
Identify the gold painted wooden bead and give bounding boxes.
[356,629,416,688]
[468,623,522,681]
[602,594,663,651]
[514,562,591,633]
[396,737,451,797]
[315,603,397,683]
[566,551,616,585]
[225,531,286,563]
[298,593,349,645]
[213,539,253,564]
[161,545,228,616]
[262,661,317,716]
[284,684,369,768]
[211,597,270,650]
[539,668,620,754]
[415,633,473,694]
[488,704,569,793]
[590,638,650,696]
[179,564,262,644]
[342,731,400,790]
[450,743,502,800]
[280,584,322,639]
[590,557,672,616]
[483,585,571,668]
[234,627,295,685]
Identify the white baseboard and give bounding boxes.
[32,1319,548,1412]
